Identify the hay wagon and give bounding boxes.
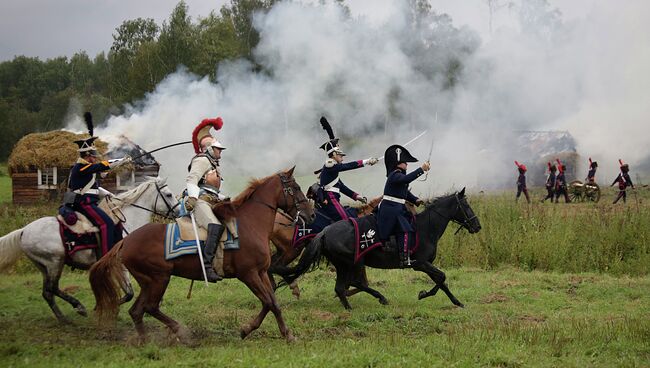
[568,180,601,202]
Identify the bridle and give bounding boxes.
[253,173,309,225]
[106,181,180,223]
[429,193,478,235]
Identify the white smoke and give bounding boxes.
[65,0,650,199]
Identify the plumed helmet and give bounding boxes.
[384,144,418,176]
[318,116,345,157]
[192,117,224,154]
[75,112,98,156]
[550,164,557,172]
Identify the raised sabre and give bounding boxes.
[378,130,428,161]
[190,212,209,286]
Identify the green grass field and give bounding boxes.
[0,179,649,366]
[0,268,648,367]
[0,163,10,203]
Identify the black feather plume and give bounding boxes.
[83,112,94,136]
[320,116,335,139]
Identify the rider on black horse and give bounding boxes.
[377,144,429,267]
[314,116,378,221]
[65,112,131,256]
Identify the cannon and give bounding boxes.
[568,180,601,202]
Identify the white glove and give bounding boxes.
[109,156,132,169]
[356,194,368,204]
[363,157,379,166]
[98,186,113,198]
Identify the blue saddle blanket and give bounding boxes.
[164,221,238,260]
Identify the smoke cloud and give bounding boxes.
[65,0,650,200]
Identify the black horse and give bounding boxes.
[278,189,481,309]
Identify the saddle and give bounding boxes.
[57,203,122,261]
[349,215,383,264]
[163,217,239,278]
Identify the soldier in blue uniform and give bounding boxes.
[377,145,429,267]
[514,161,530,203]
[541,162,557,202]
[611,161,634,204]
[554,161,570,203]
[66,112,130,255]
[315,117,377,222]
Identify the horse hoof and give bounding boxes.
[240,325,251,339]
[418,291,427,300]
[454,301,465,308]
[76,305,88,317]
[379,298,389,305]
[286,333,297,343]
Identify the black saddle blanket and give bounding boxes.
[349,215,383,264]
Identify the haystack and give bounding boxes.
[8,131,108,173]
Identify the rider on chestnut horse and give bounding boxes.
[184,117,230,282]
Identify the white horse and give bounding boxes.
[0,177,179,323]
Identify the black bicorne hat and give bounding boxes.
[384,144,418,176]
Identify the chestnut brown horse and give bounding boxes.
[89,167,314,342]
[269,197,382,298]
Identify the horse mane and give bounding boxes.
[211,172,286,221]
[112,178,159,207]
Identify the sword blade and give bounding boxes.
[190,212,210,286]
[378,130,428,161]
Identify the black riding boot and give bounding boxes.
[204,223,225,282]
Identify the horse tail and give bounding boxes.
[277,231,325,286]
[0,229,24,272]
[89,240,127,324]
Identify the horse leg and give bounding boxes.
[334,266,353,310]
[344,267,369,298]
[239,272,271,339]
[143,276,187,344]
[413,262,464,307]
[118,266,134,305]
[32,259,75,323]
[261,271,295,342]
[127,270,155,343]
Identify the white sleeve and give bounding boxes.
[186,157,211,198]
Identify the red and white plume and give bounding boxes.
[192,117,224,153]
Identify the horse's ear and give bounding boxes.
[459,187,466,197]
[285,166,296,177]
[158,177,167,185]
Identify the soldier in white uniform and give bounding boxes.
[185,117,228,282]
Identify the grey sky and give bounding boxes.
[1,0,592,61]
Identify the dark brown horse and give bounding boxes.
[269,197,382,298]
[89,167,314,342]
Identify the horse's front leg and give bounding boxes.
[413,262,464,307]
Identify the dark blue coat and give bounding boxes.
[546,172,556,188]
[377,167,423,240]
[517,173,527,189]
[69,158,110,203]
[318,160,364,221]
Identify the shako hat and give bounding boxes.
[74,112,99,155]
[319,116,345,157]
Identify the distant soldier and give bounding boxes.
[611,159,635,204]
[377,145,428,267]
[586,158,598,184]
[184,117,228,282]
[315,117,377,221]
[66,112,131,255]
[541,162,556,203]
[514,161,530,203]
[554,159,570,203]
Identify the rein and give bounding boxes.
[426,193,477,235]
[250,173,306,226]
[107,181,179,222]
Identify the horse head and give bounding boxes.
[423,187,481,234]
[277,166,315,225]
[450,188,481,234]
[135,176,180,219]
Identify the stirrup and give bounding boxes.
[204,266,222,282]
